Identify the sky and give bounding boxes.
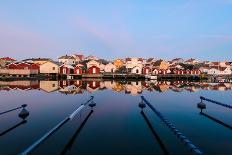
[0,0,232,61]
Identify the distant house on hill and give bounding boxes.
[58,55,76,65]
[170,58,184,64]
[22,58,52,65]
[152,59,169,70]
[185,58,198,65]
[72,54,85,62]
[0,57,16,67]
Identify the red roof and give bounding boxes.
[1,57,16,61]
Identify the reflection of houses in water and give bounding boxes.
[112,83,124,92]
[153,82,169,92]
[87,81,100,93]
[0,80,39,91]
[39,81,59,93]
[104,81,116,90]
[2,80,232,94]
[125,81,143,95]
[59,85,78,95]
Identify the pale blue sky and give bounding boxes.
[0,0,232,61]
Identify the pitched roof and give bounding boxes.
[185,58,196,62]
[0,57,16,61]
[22,58,52,61]
[58,55,75,59]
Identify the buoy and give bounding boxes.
[21,104,27,108]
[89,100,96,108]
[139,100,146,109]
[18,108,29,120]
[197,100,206,113]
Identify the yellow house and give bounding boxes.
[113,59,124,68]
[40,61,61,74]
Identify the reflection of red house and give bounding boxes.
[74,80,82,87]
[88,66,100,74]
[142,67,151,75]
[87,81,100,90]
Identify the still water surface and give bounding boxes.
[0,80,231,155]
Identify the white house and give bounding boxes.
[58,55,76,65]
[104,63,116,73]
[125,58,143,74]
[131,66,142,74]
[208,67,232,75]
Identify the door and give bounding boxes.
[93,68,96,74]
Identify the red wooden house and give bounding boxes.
[142,66,152,75]
[59,65,74,75]
[88,66,100,74]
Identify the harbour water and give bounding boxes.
[0,80,231,155]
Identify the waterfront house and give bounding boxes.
[152,68,159,75]
[131,66,142,74]
[58,55,76,65]
[0,62,39,77]
[39,61,61,75]
[74,64,85,75]
[152,59,169,70]
[86,60,101,74]
[142,66,152,75]
[125,58,143,74]
[59,64,74,75]
[104,63,116,73]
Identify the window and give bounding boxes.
[52,67,55,70]
[52,84,55,87]
[136,69,139,74]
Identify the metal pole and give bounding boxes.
[200,96,232,109]
[0,104,27,115]
[141,96,203,155]
[19,96,94,155]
